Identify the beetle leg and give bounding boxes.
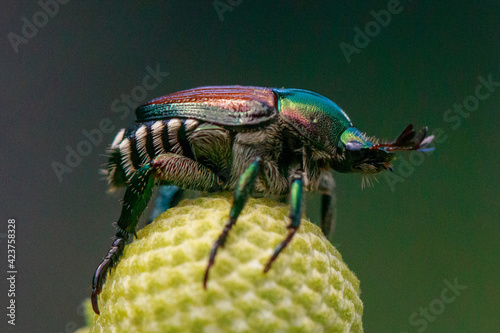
[92,154,223,314]
[92,163,156,314]
[152,153,224,192]
[91,234,126,314]
[318,172,337,240]
[147,185,182,224]
[204,157,263,288]
[263,171,304,273]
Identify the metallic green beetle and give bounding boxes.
[92,86,434,314]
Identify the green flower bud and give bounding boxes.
[79,195,363,332]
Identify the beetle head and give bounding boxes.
[274,89,434,175]
[333,124,434,174]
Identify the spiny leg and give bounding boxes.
[92,163,156,314]
[318,172,337,240]
[264,171,304,273]
[204,157,262,288]
[92,154,222,314]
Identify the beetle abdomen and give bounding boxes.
[105,118,200,188]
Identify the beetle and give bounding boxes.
[91,85,434,314]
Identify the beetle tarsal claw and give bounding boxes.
[91,290,100,315]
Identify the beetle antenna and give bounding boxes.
[370,125,434,152]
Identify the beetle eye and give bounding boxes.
[346,141,363,151]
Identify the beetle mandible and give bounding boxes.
[91,85,434,314]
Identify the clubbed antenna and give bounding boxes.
[371,124,434,152]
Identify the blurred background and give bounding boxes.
[1,1,498,332]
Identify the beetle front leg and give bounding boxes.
[204,157,262,288]
[263,171,304,273]
[318,172,336,240]
[92,164,156,314]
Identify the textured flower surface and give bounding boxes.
[79,195,363,333]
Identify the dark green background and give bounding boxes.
[1,1,498,332]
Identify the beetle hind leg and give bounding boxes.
[91,163,156,314]
[92,154,223,314]
[91,232,127,314]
